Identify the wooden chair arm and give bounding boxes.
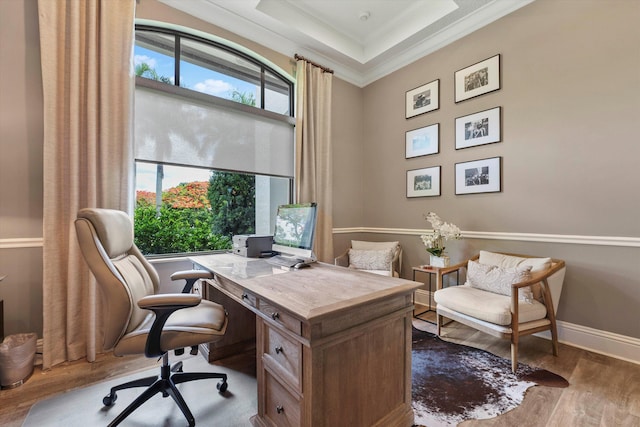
[391,247,402,276]
[510,259,566,290]
[510,259,566,328]
[334,250,349,268]
[438,259,468,275]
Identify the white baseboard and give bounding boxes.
[414,290,640,365]
[537,321,640,365]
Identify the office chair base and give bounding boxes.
[104,355,228,427]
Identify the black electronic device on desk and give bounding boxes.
[266,202,318,269]
[232,234,273,258]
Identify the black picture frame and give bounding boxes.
[455,157,502,195]
[406,79,440,118]
[455,107,502,149]
[406,123,439,158]
[407,166,441,198]
[454,54,500,103]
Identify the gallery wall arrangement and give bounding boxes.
[404,54,503,198]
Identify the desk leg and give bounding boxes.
[202,282,257,362]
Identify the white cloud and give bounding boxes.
[134,54,157,68]
[193,79,233,96]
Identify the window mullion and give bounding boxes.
[174,36,181,86]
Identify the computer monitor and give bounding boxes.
[271,203,318,262]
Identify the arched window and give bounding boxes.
[133,22,295,256]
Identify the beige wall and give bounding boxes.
[335,0,639,339]
[0,0,44,338]
[0,0,638,349]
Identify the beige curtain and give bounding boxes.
[38,0,135,369]
[295,59,333,262]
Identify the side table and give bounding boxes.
[412,264,461,323]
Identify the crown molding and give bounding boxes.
[158,0,535,88]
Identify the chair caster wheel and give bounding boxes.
[216,381,228,393]
[103,393,117,406]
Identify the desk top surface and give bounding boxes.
[190,253,421,321]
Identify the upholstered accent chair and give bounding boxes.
[75,208,229,427]
[334,240,403,277]
[434,251,566,372]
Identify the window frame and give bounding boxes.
[133,21,296,257]
[135,23,295,115]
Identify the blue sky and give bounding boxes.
[134,46,257,99]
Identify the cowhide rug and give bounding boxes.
[412,327,568,427]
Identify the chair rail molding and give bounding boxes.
[0,238,44,249]
[333,227,640,248]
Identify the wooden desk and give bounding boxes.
[190,254,422,427]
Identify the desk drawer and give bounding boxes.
[264,324,301,390]
[259,302,301,335]
[264,371,301,427]
[209,277,257,308]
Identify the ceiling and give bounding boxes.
[158,0,534,87]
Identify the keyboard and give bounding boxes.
[266,255,302,268]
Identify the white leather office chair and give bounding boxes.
[75,208,229,427]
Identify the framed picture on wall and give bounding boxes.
[455,157,501,195]
[406,79,439,118]
[455,107,501,149]
[455,54,500,103]
[407,166,441,198]
[406,123,439,158]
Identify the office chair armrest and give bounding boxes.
[138,293,203,357]
[171,269,214,293]
[138,293,202,309]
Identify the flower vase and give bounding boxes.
[429,254,450,268]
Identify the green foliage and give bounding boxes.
[230,90,256,106]
[208,172,256,239]
[134,201,231,255]
[135,62,174,84]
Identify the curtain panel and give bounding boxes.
[38,0,135,368]
[295,59,333,262]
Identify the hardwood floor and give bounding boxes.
[1,313,638,427]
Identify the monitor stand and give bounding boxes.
[269,252,317,268]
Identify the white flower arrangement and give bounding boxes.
[420,212,461,257]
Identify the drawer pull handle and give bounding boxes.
[276,405,284,414]
[271,312,280,320]
[275,346,283,354]
[241,293,248,300]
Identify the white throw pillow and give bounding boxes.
[478,251,551,301]
[466,260,534,302]
[479,250,551,272]
[351,240,399,251]
[348,248,393,271]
